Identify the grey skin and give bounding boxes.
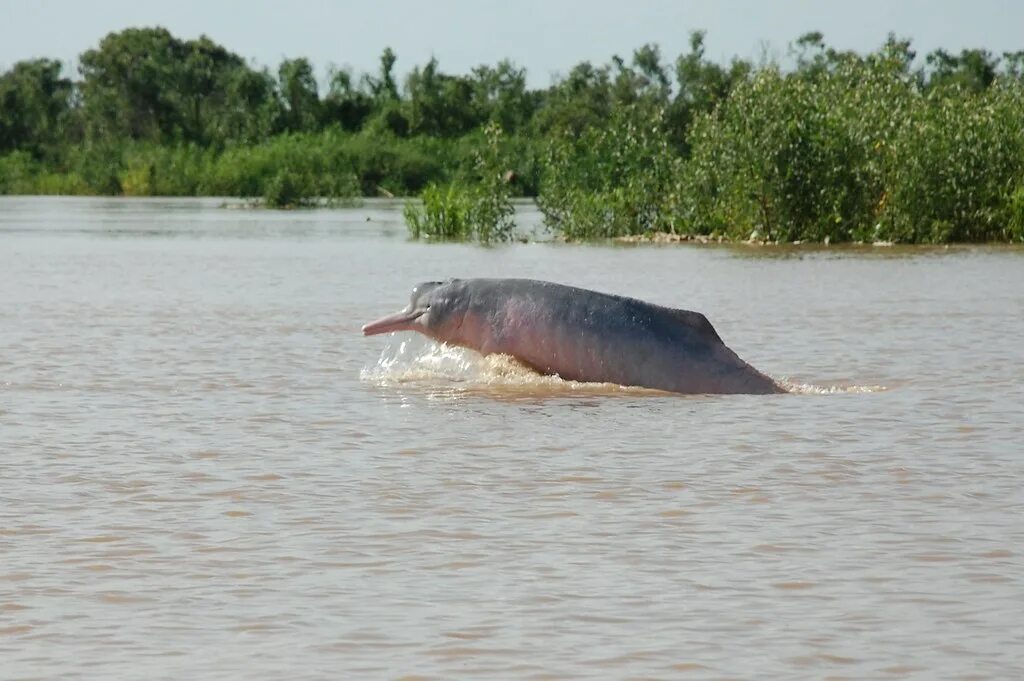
[362,278,785,395]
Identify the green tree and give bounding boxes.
[533,61,612,135]
[277,57,320,132]
[78,27,258,145]
[0,59,74,158]
[177,35,249,144]
[1001,51,1024,79]
[361,48,409,137]
[609,44,670,106]
[789,31,858,81]
[470,61,535,133]
[405,58,479,136]
[926,48,1000,92]
[362,47,399,101]
[667,31,751,154]
[323,66,373,130]
[209,67,281,144]
[79,27,184,141]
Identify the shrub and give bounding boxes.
[679,68,880,242]
[537,103,677,239]
[0,151,40,194]
[404,123,515,242]
[878,85,1024,242]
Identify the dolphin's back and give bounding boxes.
[459,278,781,394]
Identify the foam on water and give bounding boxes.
[778,378,888,395]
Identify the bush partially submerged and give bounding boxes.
[404,123,515,243]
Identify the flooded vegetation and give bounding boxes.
[3,28,1024,242]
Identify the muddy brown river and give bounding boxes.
[2,197,1022,680]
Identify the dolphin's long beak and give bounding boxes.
[361,308,425,336]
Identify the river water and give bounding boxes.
[2,197,1022,680]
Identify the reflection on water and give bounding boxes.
[2,197,1023,680]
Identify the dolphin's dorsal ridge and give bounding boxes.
[668,308,723,344]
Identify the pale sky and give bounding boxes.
[2,0,1021,87]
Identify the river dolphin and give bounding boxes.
[361,278,785,395]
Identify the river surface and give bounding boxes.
[2,197,1022,680]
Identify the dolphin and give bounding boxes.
[362,278,785,395]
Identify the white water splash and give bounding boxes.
[360,336,649,396]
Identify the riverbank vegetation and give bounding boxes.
[3,27,1024,242]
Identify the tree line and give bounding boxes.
[2,27,1024,242]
